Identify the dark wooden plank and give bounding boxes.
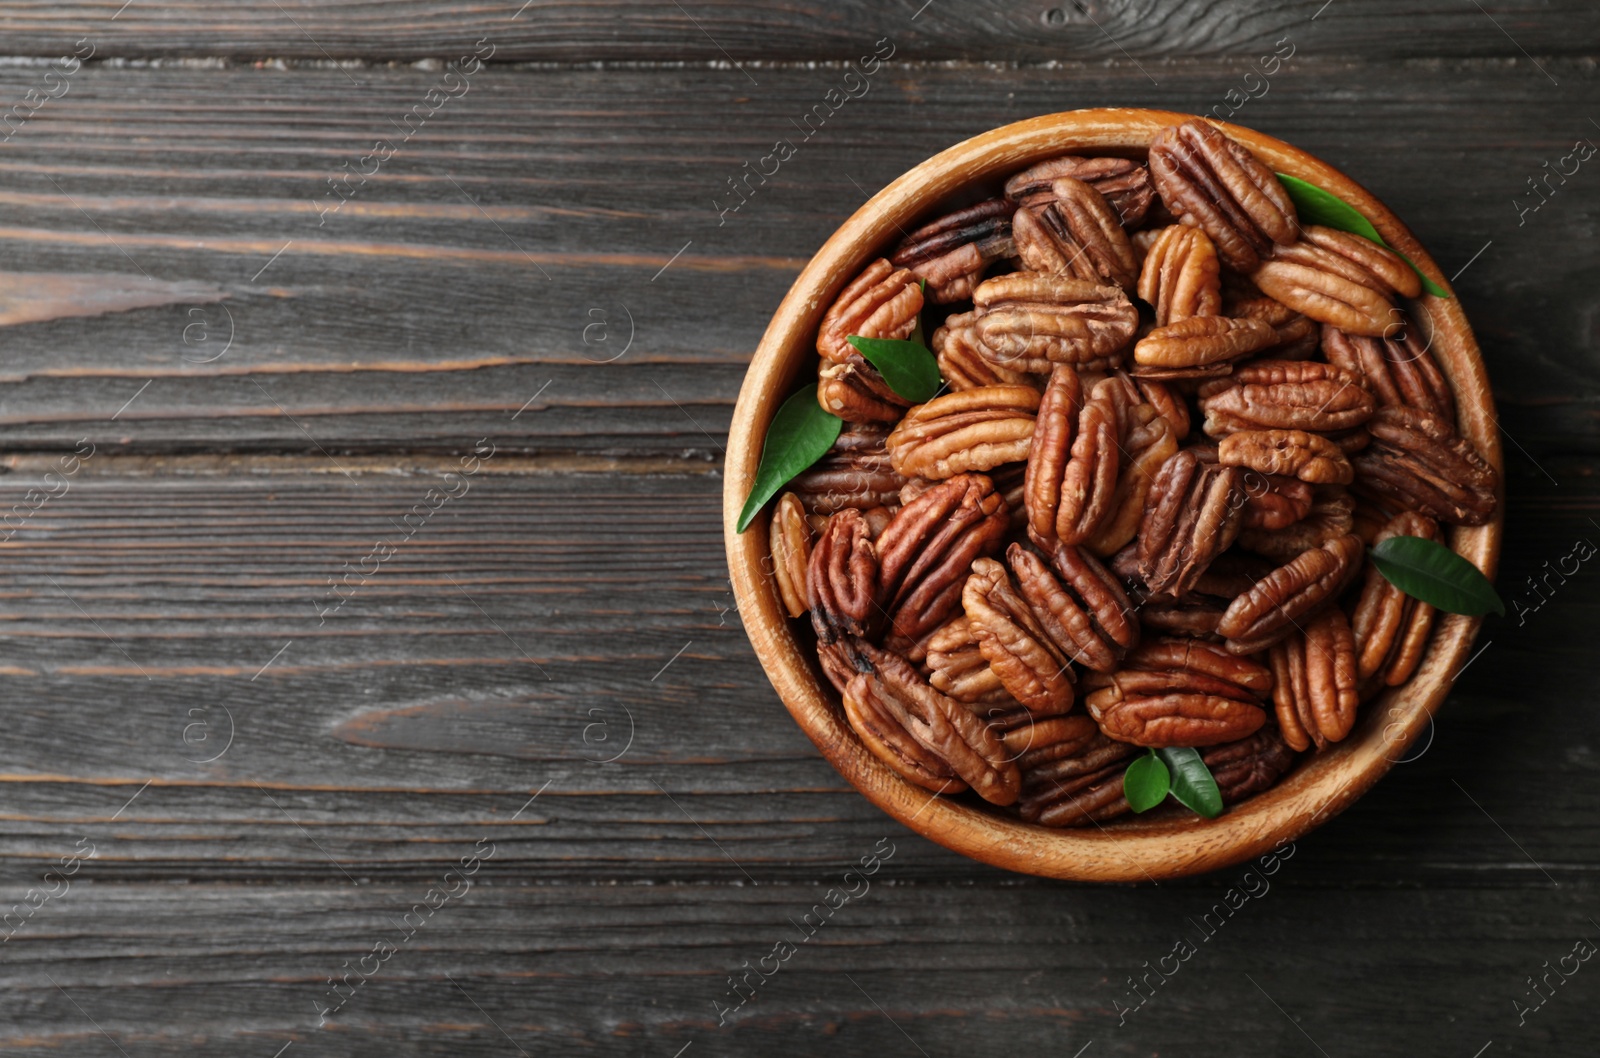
[1,879,1593,1056]
[0,1,1594,62]
[0,60,1591,456]
[0,458,1587,886]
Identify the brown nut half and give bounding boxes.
[843,642,1021,804]
[1011,177,1138,291]
[1009,539,1140,673]
[963,557,1076,716]
[1025,371,1125,547]
[1137,449,1246,599]
[1218,428,1354,485]
[972,272,1139,374]
[875,473,1010,657]
[1217,532,1364,654]
[770,492,813,619]
[788,424,907,516]
[890,198,1016,304]
[924,615,1014,706]
[1268,606,1361,752]
[1005,155,1156,227]
[1351,405,1499,526]
[818,355,911,424]
[816,258,924,364]
[1250,226,1416,338]
[933,311,1039,391]
[1081,375,1180,556]
[1013,716,1136,827]
[1237,486,1355,564]
[1321,319,1455,427]
[1202,725,1299,804]
[1136,223,1222,326]
[1132,314,1277,378]
[807,508,881,645]
[886,384,1039,480]
[1147,119,1298,272]
[1197,359,1375,435]
[1350,510,1442,688]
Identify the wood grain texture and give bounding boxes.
[0,460,1586,887]
[0,61,1592,457]
[5,880,1595,1057]
[0,3,1594,1054]
[0,1,1595,62]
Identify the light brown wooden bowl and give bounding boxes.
[723,108,1503,882]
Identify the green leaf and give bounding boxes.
[1155,747,1224,819]
[735,385,842,533]
[1275,173,1451,300]
[1369,535,1506,616]
[1123,750,1170,813]
[846,335,943,403]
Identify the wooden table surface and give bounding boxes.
[0,2,1593,1055]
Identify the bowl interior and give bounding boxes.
[723,109,1503,882]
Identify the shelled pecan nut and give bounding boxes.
[818,355,912,423]
[816,258,924,365]
[843,642,1021,804]
[1005,155,1155,227]
[1350,406,1498,526]
[1237,486,1355,563]
[1136,377,1191,441]
[875,473,1010,656]
[1227,294,1319,359]
[1148,119,1298,272]
[1250,226,1417,338]
[788,424,907,515]
[1300,225,1420,298]
[1084,676,1267,748]
[1133,314,1277,377]
[1002,713,1107,771]
[1268,606,1360,751]
[807,508,881,644]
[1024,366,1126,544]
[924,615,1013,705]
[1218,428,1353,485]
[1322,320,1455,426]
[1216,532,1363,653]
[890,199,1017,304]
[1083,637,1271,747]
[770,492,813,619]
[885,385,1039,479]
[1016,724,1136,827]
[963,557,1076,715]
[972,272,1139,374]
[1240,472,1315,531]
[932,312,1038,390]
[1137,449,1246,598]
[1136,224,1222,325]
[1012,177,1138,290]
[1197,359,1375,435]
[1202,726,1298,803]
[1350,510,1442,687]
[1009,539,1139,672]
[1082,375,1179,556]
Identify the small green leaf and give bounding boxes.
[1155,747,1224,819]
[847,335,943,403]
[1123,750,1170,813]
[735,385,842,533]
[1369,535,1506,616]
[1276,173,1451,300]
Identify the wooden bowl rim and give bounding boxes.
[722,108,1503,882]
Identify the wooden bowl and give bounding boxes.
[723,109,1503,882]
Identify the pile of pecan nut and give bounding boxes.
[768,119,1498,827]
